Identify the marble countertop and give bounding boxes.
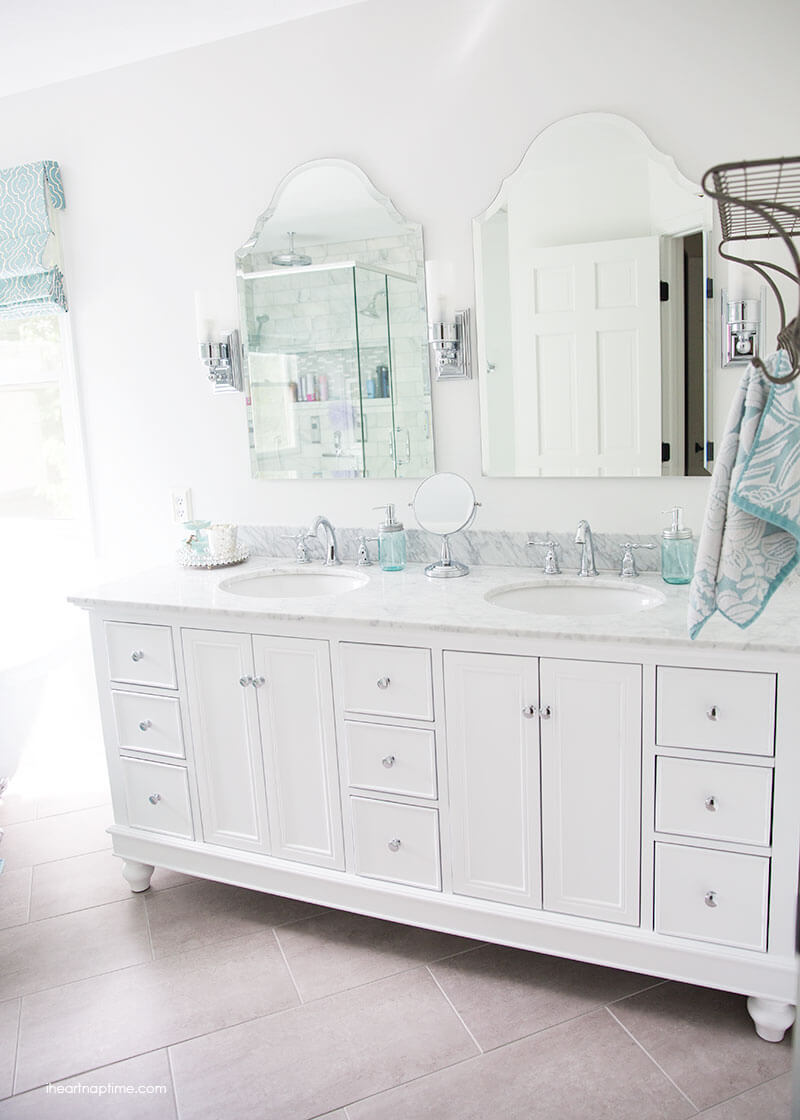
[68,557,800,654]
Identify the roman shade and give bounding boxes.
[0,160,67,318]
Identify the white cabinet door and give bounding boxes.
[540,658,641,926]
[444,651,542,908]
[182,629,269,852]
[252,635,344,870]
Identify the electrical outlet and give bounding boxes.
[170,488,192,524]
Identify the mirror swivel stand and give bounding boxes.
[425,535,469,579]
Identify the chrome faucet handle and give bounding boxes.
[282,532,312,564]
[357,535,378,567]
[619,541,656,579]
[527,538,561,575]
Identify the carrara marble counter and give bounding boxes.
[69,558,800,654]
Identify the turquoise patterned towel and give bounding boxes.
[688,350,800,638]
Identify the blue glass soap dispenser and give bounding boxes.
[374,503,406,571]
[661,506,695,585]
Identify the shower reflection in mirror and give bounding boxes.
[236,159,434,481]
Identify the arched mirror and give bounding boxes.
[236,159,434,480]
[412,472,479,578]
[474,113,714,478]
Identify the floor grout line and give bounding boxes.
[165,1046,181,1120]
[142,893,156,961]
[426,965,483,1055]
[9,997,22,1097]
[605,1006,700,1113]
[272,927,304,1004]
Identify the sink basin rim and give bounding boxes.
[218,567,369,599]
[485,578,666,616]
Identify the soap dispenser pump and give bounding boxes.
[661,506,695,585]
[373,503,406,572]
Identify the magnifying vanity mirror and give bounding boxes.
[236,159,434,480]
[474,113,714,479]
[412,472,479,578]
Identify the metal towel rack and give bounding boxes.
[702,156,800,383]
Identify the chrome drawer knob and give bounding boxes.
[704,796,717,812]
[387,838,402,852]
[522,705,536,718]
[131,650,144,663]
[239,676,253,687]
[382,755,396,769]
[539,705,552,720]
[377,677,390,690]
[707,705,719,721]
[252,676,266,688]
[138,720,152,732]
[148,793,162,806]
[704,890,717,908]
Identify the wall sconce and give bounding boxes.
[721,290,763,366]
[195,292,243,393]
[425,260,472,381]
[428,311,472,380]
[199,329,243,393]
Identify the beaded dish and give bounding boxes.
[177,544,249,569]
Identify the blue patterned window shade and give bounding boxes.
[0,161,67,319]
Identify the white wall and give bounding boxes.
[1,0,798,567]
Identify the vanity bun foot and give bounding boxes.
[746,996,795,1042]
[121,859,155,893]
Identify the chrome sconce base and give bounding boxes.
[428,309,472,380]
[200,329,243,393]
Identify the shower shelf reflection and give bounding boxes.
[238,261,433,480]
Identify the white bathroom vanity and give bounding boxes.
[71,560,800,1043]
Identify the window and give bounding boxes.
[0,313,77,519]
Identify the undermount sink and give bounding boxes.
[219,568,368,598]
[485,579,666,616]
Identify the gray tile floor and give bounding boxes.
[0,787,793,1119]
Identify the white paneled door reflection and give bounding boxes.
[513,236,662,476]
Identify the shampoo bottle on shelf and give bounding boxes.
[661,506,695,585]
[374,503,406,571]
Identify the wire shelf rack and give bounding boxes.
[702,156,800,382]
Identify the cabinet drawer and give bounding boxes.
[112,691,185,759]
[656,757,772,847]
[105,622,177,689]
[351,797,441,890]
[655,843,769,951]
[345,722,437,799]
[340,643,433,721]
[120,757,193,839]
[656,667,775,756]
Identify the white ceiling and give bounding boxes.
[0,0,368,100]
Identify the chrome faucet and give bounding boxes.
[575,519,598,577]
[305,515,341,566]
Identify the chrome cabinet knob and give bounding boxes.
[387,838,402,852]
[138,720,152,732]
[377,677,390,690]
[704,796,717,812]
[381,755,396,768]
[148,793,162,806]
[252,676,265,688]
[131,650,144,662]
[522,705,551,719]
[704,890,717,908]
[707,705,719,721]
[239,676,253,687]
